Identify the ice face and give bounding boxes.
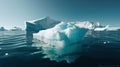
[26,17,60,33]
[33,22,89,63]
[26,17,60,44]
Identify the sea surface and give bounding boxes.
[0,30,120,67]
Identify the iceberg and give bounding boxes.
[0,27,7,31]
[71,21,109,31]
[26,17,107,44]
[26,17,60,44]
[107,27,120,31]
[32,21,93,63]
[71,21,94,29]
[26,17,109,63]
[10,27,23,31]
[94,25,109,31]
[34,22,89,45]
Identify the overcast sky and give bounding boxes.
[0,0,120,29]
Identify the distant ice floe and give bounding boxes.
[94,25,109,31]
[0,26,23,31]
[10,27,23,31]
[26,17,110,63]
[107,27,120,31]
[0,27,7,31]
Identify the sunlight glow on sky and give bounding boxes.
[0,0,120,29]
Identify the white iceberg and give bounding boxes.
[71,21,109,31]
[26,17,108,44]
[26,17,60,33]
[71,21,94,29]
[0,27,7,31]
[34,22,89,45]
[107,26,120,31]
[26,17,60,44]
[10,27,23,31]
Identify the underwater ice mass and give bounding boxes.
[26,17,108,63]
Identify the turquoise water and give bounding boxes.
[0,31,120,67]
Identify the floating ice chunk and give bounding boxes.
[26,17,60,44]
[107,41,110,43]
[5,53,8,56]
[33,22,89,63]
[10,27,22,31]
[0,27,7,31]
[103,42,107,44]
[94,25,109,31]
[73,21,94,29]
[107,27,120,31]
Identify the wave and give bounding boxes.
[0,30,120,64]
[0,31,41,59]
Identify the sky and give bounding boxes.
[0,0,120,29]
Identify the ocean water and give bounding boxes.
[0,30,120,67]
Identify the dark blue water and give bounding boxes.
[0,31,120,67]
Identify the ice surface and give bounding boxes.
[94,25,109,31]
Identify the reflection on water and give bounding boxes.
[0,30,120,67]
